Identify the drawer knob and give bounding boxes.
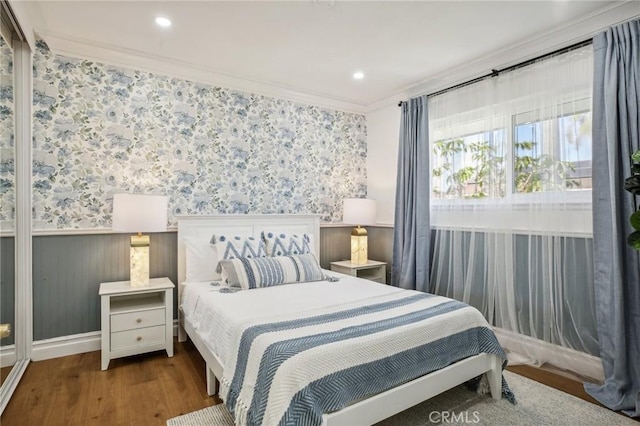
[136,336,142,341]
[136,318,142,323]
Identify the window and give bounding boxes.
[431,105,592,201]
[429,51,593,204]
[428,45,593,235]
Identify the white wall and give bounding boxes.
[367,104,401,225]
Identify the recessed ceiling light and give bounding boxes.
[155,16,172,28]
[353,71,364,80]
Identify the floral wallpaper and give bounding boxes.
[0,36,13,231]
[32,40,367,230]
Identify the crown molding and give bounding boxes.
[38,31,368,115]
[7,0,36,50]
[365,1,639,114]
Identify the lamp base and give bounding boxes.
[130,235,150,287]
[350,226,368,265]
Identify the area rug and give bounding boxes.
[167,371,637,425]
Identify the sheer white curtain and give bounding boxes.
[428,46,600,378]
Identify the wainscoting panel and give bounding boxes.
[32,233,177,341]
[318,227,351,269]
[28,225,598,369]
[0,237,15,345]
[367,226,394,283]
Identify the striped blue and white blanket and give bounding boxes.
[216,285,511,426]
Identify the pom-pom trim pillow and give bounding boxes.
[261,231,312,257]
[218,253,324,290]
[211,234,267,267]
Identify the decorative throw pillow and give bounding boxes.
[261,231,313,257]
[211,234,267,278]
[217,253,324,290]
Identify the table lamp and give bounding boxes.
[112,193,168,287]
[343,198,377,265]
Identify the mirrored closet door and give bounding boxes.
[0,0,30,414]
[0,1,16,390]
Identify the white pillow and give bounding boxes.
[184,237,221,282]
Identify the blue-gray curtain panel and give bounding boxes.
[584,19,640,418]
[391,95,430,291]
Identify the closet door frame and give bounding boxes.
[0,0,32,415]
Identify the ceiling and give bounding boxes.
[23,1,635,110]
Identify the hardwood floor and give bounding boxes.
[1,339,220,426]
[1,341,635,425]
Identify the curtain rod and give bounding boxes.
[397,38,593,107]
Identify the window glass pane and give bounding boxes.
[513,108,591,193]
[513,118,552,193]
[558,111,592,189]
[432,129,506,199]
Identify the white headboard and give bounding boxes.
[176,214,321,287]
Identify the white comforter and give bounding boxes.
[181,276,508,426]
[181,276,401,363]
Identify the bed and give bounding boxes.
[177,214,508,426]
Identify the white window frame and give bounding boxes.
[430,97,593,208]
[429,95,593,237]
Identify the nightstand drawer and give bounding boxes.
[111,308,165,332]
[111,325,166,351]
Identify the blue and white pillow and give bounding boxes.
[261,231,312,257]
[211,234,267,274]
[217,253,324,290]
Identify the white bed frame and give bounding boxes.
[177,214,502,426]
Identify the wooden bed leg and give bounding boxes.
[486,356,502,400]
[206,364,219,396]
[177,301,187,342]
[178,324,187,342]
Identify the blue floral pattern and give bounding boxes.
[32,40,367,230]
[0,36,14,230]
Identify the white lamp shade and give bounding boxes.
[343,198,377,226]
[112,193,168,233]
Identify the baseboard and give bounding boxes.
[31,320,180,362]
[493,327,604,382]
[31,331,101,361]
[0,344,16,368]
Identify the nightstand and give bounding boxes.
[330,260,387,284]
[99,277,174,370]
